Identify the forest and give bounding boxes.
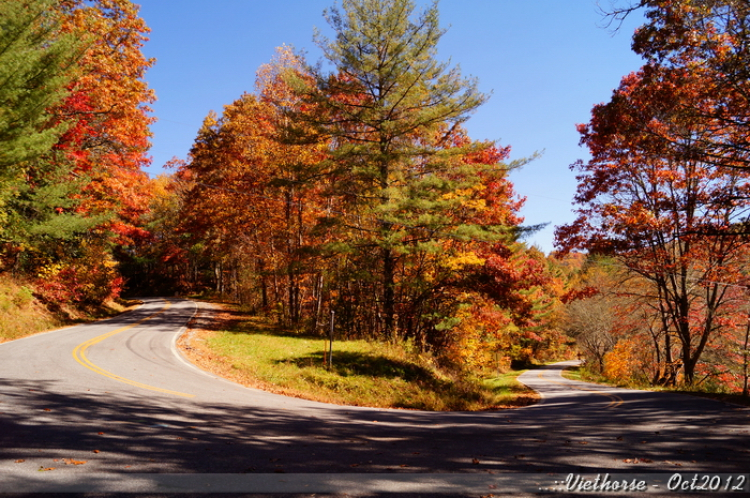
[1,0,749,396]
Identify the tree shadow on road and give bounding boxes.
[0,373,748,478]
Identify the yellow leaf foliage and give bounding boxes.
[603,338,643,382]
[441,251,485,271]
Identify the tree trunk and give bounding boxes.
[664,331,675,386]
[313,273,324,331]
[383,246,395,341]
[259,261,268,310]
[743,317,750,397]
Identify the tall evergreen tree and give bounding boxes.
[286,0,520,340]
[0,0,82,174]
[0,0,87,269]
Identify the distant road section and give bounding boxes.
[518,360,632,408]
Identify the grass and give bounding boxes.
[562,364,750,407]
[0,279,61,342]
[180,306,539,411]
[561,364,604,383]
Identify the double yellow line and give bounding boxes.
[72,301,195,398]
[538,371,624,409]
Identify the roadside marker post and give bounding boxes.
[328,310,335,370]
[324,309,335,370]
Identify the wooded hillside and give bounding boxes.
[3,0,749,394]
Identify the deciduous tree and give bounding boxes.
[556,65,750,385]
[1,0,155,305]
[608,0,750,172]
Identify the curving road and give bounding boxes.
[0,298,748,495]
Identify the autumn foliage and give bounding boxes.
[0,0,154,308]
[558,0,750,392]
[0,0,570,373]
[169,30,569,368]
[11,0,750,395]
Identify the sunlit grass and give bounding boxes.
[189,314,539,411]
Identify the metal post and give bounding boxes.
[328,310,335,369]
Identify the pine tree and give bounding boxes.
[0,0,87,269]
[0,0,82,173]
[6,157,107,257]
[287,0,519,340]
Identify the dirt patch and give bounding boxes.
[177,303,236,378]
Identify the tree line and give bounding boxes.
[3,0,750,391]
[142,3,570,369]
[0,0,153,307]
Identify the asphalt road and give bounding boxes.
[0,297,748,496]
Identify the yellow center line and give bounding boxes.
[72,300,195,398]
[538,371,623,409]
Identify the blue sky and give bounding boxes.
[137,1,646,253]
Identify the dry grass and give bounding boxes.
[0,277,61,342]
[0,275,139,343]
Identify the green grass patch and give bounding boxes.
[562,366,583,381]
[196,315,538,411]
[481,370,537,404]
[562,364,612,383]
